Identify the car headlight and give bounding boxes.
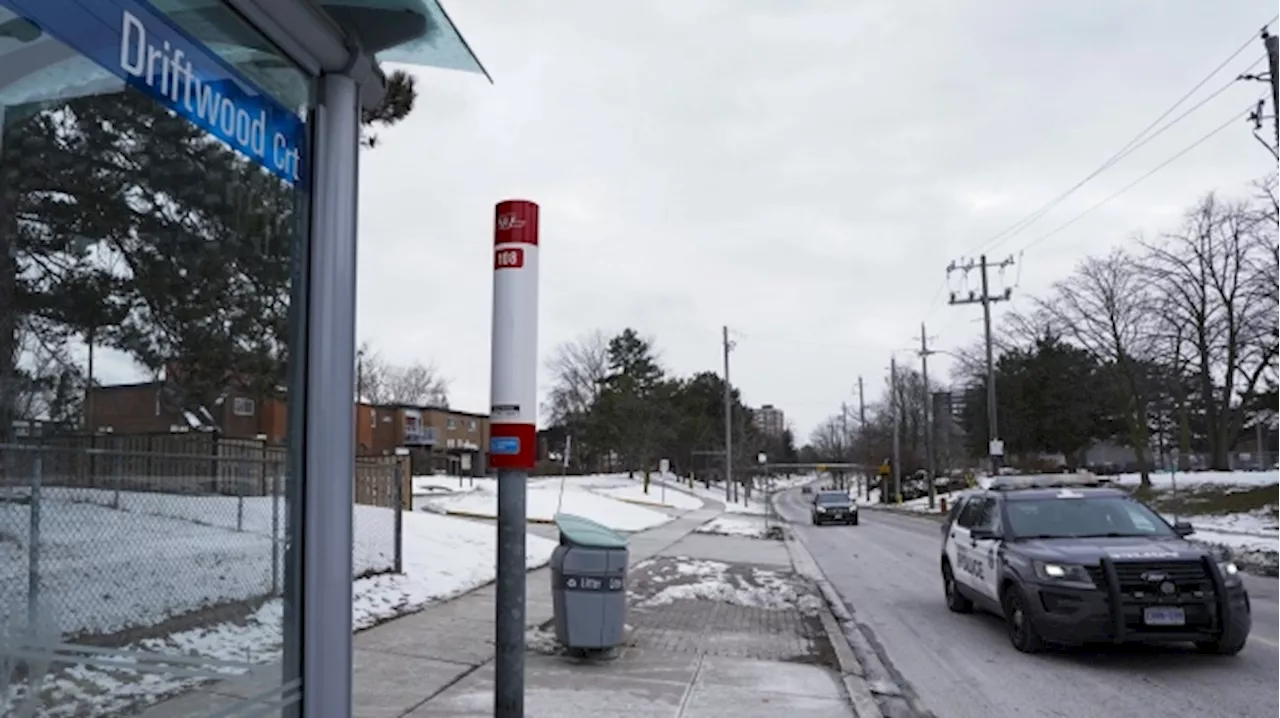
[815,506,826,513]
[1217,561,1239,579]
[1032,560,1095,586]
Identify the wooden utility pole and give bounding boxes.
[918,323,937,509]
[947,254,1014,473]
[858,376,868,498]
[722,326,734,502]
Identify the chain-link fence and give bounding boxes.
[0,432,407,646]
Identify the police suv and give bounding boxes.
[940,475,1251,655]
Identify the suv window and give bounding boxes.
[957,497,986,528]
[946,496,967,525]
[973,497,1001,533]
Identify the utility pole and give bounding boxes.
[948,254,1014,474]
[840,402,849,490]
[723,325,734,503]
[890,357,901,503]
[918,323,937,510]
[857,376,868,499]
[1268,30,1279,149]
[1243,28,1279,156]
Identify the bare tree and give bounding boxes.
[1143,190,1279,469]
[542,329,611,425]
[356,341,449,406]
[808,414,848,461]
[1037,248,1157,485]
[385,361,450,407]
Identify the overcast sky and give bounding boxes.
[353,0,1276,440]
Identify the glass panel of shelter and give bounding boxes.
[1,1,313,715]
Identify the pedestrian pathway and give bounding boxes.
[420,513,857,717]
[141,499,721,717]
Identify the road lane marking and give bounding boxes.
[1249,633,1277,648]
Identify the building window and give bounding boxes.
[233,397,256,416]
[468,420,477,432]
[446,418,457,430]
[370,409,377,428]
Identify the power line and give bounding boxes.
[984,55,1266,255]
[968,16,1277,256]
[1013,106,1253,255]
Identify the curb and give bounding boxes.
[443,509,557,525]
[780,531,884,718]
[614,496,677,510]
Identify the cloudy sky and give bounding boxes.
[355,0,1277,440]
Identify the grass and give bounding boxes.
[1130,483,1279,517]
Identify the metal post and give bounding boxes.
[1267,32,1278,149]
[1257,420,1265,471]
[495,467,527,711]
[490,199,541,718]
[393,457,405,574]
[28,440,43,632]
[271,470,280,596]
[302,69,361,718]
[891,357,901,503]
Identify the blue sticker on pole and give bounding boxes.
[1,0,307,185]
[490,437,520,455]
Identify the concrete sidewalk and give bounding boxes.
[415,528,859,717]
[143,498,721,717]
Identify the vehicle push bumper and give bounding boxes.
[1023,556,1250,646]
[814,508,857,524]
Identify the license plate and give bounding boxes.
[1143,607,1186,626]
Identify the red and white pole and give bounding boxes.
[489,199,539,717]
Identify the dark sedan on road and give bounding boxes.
[811,490,858,526]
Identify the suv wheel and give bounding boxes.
[1001,585,1045,653]
[942,560,972,613]
[1194,608,1250,656]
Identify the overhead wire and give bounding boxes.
[966,17,1276,257]
[1011,105,1255,255]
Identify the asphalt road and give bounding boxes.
[776,489,1279,718]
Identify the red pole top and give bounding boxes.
[494,200,539,246]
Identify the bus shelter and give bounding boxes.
[0,1,484,715]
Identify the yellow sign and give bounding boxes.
[878,462,890,476]
[817,464,826,472]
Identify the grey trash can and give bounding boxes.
[550,513,629,650]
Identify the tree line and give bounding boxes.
[809,175,1279,484]
[542,328,798,478]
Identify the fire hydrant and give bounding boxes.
[939,497,948,514]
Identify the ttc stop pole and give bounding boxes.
[489,199,540,718]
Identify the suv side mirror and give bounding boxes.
[1172,521,1194,538]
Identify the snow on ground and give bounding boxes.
[416,478,674,531]
[412,474,482,495]
[630,558,823,614]
[1111,469,1279,490]
[667,477,768,515]
[3,504,557,717]
[695,514,775,539]
[577,475,705,511]
[0,487,398,638]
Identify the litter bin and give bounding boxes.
[550,513,629,650]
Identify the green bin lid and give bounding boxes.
[554,513,628,549]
